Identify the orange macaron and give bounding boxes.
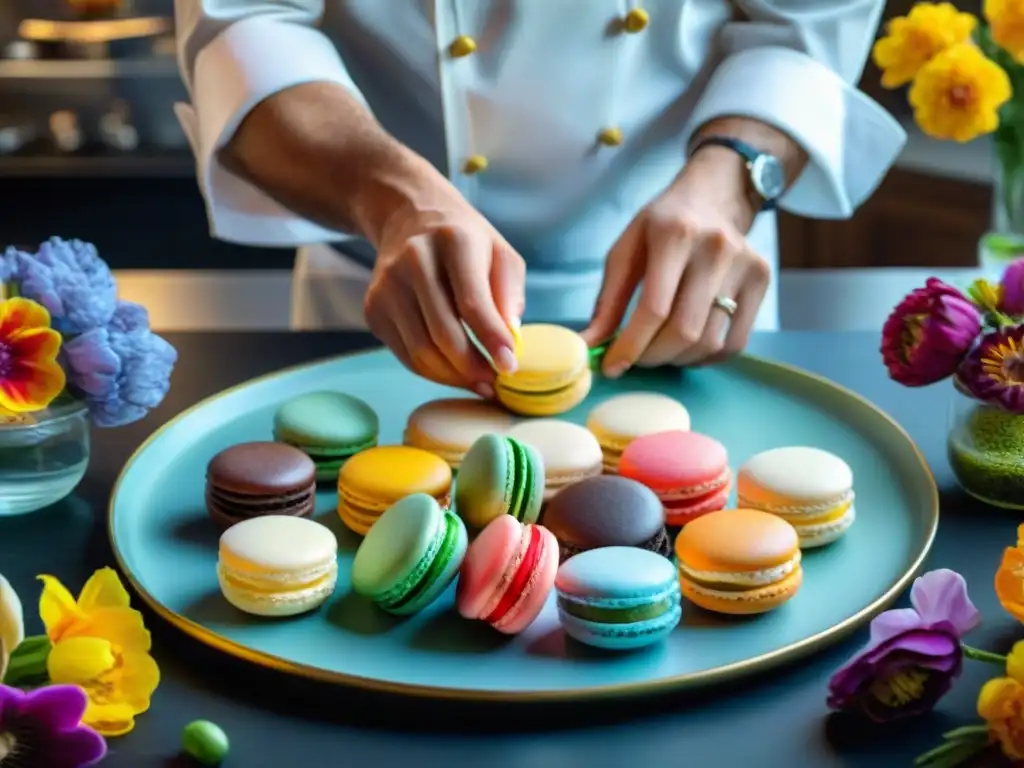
[674,508,802,615]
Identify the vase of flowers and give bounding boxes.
[882,260,1024,509]
[873,1,1024,269]
[0,238,176,515]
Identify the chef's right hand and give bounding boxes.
[364,189,525,399]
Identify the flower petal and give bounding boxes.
[118,651,161,712]
[1008,641,1024,683]
[76,567,130,612]
[19,684,88,731]
[82,701,137,737]
[47,637,116,685]
[41,725,107,768]
[868,607,924,646]
[0,297,52,339]
[38,575,87,642]
[995,547,1024,622]
[910,569,981,635]
[7,326,61,363]
[0,360,66,413]
[978,676,1022,719]
[0,573,24,680]
[61,607,151,653]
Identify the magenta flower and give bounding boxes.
[955,325,1024,413]
[880,279,982,387]
[1001,259,1024,316]
[0,684,106,767]
[827,569,980,722]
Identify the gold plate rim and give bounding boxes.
[107,347,938,703]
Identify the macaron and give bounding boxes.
[506,419,603,500]
[403,397,516,470]
[555,546,682,651]
[273,391,379,481]
[217,515,339,617]
[737,446,856,548]
[337,446,452,536]
[205,442,316,531]
[454,433,544,529]
[542,476,672,562]
[674,508,803,615]
[619,430,731,526]
[351,493,468,616]
[495,324,592,417]
[586,393,691,473]
[456,515,559,634]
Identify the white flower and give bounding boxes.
[0,574,24,681]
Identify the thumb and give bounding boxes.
[580,218,646,348]
[491,241,527,325]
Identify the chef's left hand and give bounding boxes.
[581,148,771,377]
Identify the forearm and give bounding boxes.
[220,81,437,246]
[680,116,810,233]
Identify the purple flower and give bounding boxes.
[6,238,116,335]
[0,684,106,767]
[827,569,981,722]
[63,300,177,427]
[880,279,982,387]
[955,325,1024,413]
[1001,259,1024,316]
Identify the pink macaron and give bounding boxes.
[456,515,558,634]
[618,430,731,526]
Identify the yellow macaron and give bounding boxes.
[495,324,591,417]
[337,446,452,535]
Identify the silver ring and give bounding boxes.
[712,296,738,317]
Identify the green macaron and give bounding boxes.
[273,391,379,482]
[351,493,468,616]
[454,433,545,529]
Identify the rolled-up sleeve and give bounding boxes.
[174,0,364,245]
[686,0,906,219]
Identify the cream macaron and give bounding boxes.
[737,446,856,548]
[586,393,691,473]
[506,419,604,500]
[217,515,339,617]
[403,397,516,470]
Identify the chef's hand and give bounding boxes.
[364,184,525,399]
[581,146,772,377]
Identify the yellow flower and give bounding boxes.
[38,568,160,737]
[986,0,1024,63]
[910,42,1012,142]
[873,3,978,88]
[979,675,1024,760]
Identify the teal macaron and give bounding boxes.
[351,493,468,616]
[555,546,681,651]
[273,391,379,481]
[454,433,544,529]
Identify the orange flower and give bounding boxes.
[986,0,1024,63]
[996,524,1024,622]
[0,297,65,413]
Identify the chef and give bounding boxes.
[174,1,905,398]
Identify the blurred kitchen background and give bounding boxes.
[0,0,999,332]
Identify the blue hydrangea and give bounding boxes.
[62,300,178,427]
[8,238,117,335]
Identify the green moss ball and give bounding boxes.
[181,720,229,766]
[949,404,1024,508]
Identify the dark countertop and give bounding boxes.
[1,331,1018,768]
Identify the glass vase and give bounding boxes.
[0,402,90,516]
[948,387,1024,509]
[980,140,1024,271]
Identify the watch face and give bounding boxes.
[751,154,785,201]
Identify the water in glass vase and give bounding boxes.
[0,402,90,516]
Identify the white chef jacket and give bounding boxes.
[173,0,906,332]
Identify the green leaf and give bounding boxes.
[2,634,52,688]
[914,736,988,768]
[941,725,990,742]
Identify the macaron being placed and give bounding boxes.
[542,476,672,562]
[495,324,592,417]
[586,393,691,473]
[454,433,544,528]
[619,430,731,526]
[506,419,603,500]
[403,397,516,470]
[556,547,682,650]
[205,442,317,531]
[217,515,339,617]
[273,391,379,481]
[456,515,559,634]
[674,508,803,615]
[351,493,468,616]
[337,446,452,536]
[737,446,855,548]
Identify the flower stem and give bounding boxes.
[962,645,1008,666]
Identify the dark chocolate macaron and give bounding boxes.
[542,475,672,562]
[205,441,317,531]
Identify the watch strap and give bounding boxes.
[689,135,778,212]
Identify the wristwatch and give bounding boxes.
[688,136,786,212]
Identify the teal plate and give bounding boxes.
[109,350,938,702]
